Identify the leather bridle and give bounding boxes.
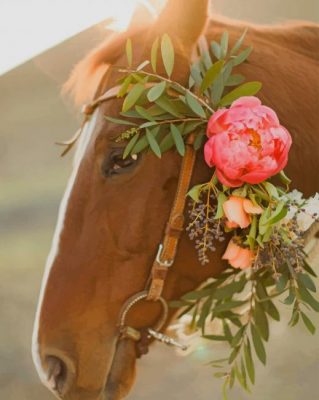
[60,75,197,356]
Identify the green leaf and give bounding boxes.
[262,181,279,199]
[251,323,266,365]
[220,31,229,58]
[276,273,289,292]
[186,92,206,118]
[214,300,247,313]
[105,116,137,126]
[151,37,159,72]
[194,131,205,150]
[278,170,292,186]
[118,75,132,97]
[190,61,203,87]
[301,312,316,334]
[226,74,245,87]
[146,128,161,158]
[232,46,253,66]
[267,202,288,225]
[247,215,257,250]
[126,38,133,67]
[135,106,155,121]
[188,184,204,202]
[303,261,317,278]
[297,273,317,293]
[264,301,280,321]
[253,301,269,341]
[147,81,166,102]
[229,347,240,364]
[161,34,175,77]
[298,286,319,311]
[200,60,225,93]
[159,132,175,153]
[123,133,140,159]
[231,326,245,347]
[230,28,248,56]
[215,192,227,219]
[122,83,145,112]
[170,124,185,156]
[132,135,149,154]
[219,81,262,107]
[211,74,224,104]
[244,340,255,384]
[204,334,228,341]
[155,96,182,117]
[211,41,221,59]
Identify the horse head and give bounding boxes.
[32,1,223,399]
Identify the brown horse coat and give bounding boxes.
[33,1,319,399]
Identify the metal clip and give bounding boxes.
[156,244,174,267]
[147,328,188,351]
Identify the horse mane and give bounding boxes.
[63,27,147,106]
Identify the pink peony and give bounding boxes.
[204,96,292,187]
[223,196,263,229]
[222,239,254,269]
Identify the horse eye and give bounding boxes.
[102,149,139,177]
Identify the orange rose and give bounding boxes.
[222,239,254,269]
[223,196,263,229]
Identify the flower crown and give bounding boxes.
[108,31,319,397]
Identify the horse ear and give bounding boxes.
[155,0,209,47]
[128,3,156,29]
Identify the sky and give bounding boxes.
[0,0,162,75]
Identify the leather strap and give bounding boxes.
[146,135,196,301]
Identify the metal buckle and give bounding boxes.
[156,244,174,267]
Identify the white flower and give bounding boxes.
[282,191,319,232]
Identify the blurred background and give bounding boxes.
[0,1,318,399]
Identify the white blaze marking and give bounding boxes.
[32,110,99,384]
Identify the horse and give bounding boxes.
[32,0,319,399]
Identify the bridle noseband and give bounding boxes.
[60,77,197,356]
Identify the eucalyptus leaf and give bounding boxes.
[219,81,262,107]
[126,38,133,67]
[200,60,225,93]
[118,75,132,97]
[220,31,229,58]
[135,105,155,121]
[215,192,227,219]
[186,92,206,118]
[301,312,316,335]
[146,128,161,158]
[211,41,221,59]
[147,81,166,102]
[226,74,245,87]
[122,83,145,112]
[123,133,140,159]
[151,37,159,72]
[251,323,266,365]
[155,96,182,117]
[232,46,253,66]
[297,273,317,293]
[253,301,269,341]
[105,116,137,126]
[244,340,255,384]
[230,28,248,56]
[170,124,185,156]
[161,34,175,77]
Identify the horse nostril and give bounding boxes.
[46,356,69,396]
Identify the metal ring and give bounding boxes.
[118,290,169,333]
